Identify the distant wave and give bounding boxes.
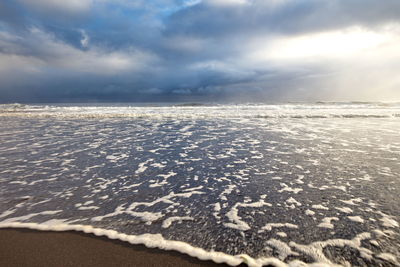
[315,101,400,106]
[0,103,399,119]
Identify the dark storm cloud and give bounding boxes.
[167,0,400,37]
[1,0,400,103]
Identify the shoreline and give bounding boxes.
[0,228,234,267]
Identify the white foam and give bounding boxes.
[157,171,177,179]
[0,209,16,219]
[290,232,373,264]
[2,103,400,120]
[278,183,303,194]
[135,159,153,174]
[220,184,236,201]
[369,240,379,247]
[262,223,298,232]
[317,217,339,229]
[0,210,62,223]
[348,216,364,223]
[0,221,330,267]
[162,216,194,228]
[0,222,244,265]
[312,205,329,210]
[380,216,399,228]
[41,219,69,225]
[335,207,353,214]
[9,181,27,185]
[276,232,287,238]
[286,197,301,206]
[105,154,128,162]
[360,174,372,181]
[78,206,100,210]
[92,190,204,223]
[372,229,386,237]
[266,239,299,260]
[340,198,362,206]
[182,185,203,192]
[224,197,272,231]
[294,175,304,184]
[213,203,221,219]
[329,185,347,192]
[376,253,399,265]
[305,209,315,216]
[121,182,142,190]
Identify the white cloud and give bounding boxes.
[183,0,203,7]
[200,23,400,101]
[205,0,249,7]
[247,26,397,63]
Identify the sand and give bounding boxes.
[0,228,233,267]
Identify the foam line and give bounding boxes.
[1,103,399,120]
[0,222,324,267]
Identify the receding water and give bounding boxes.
[0,104,399,266]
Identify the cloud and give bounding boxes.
[17,0,93,14]
[80,30,89,48]
[1,0,400,102]
[167,0,400,38]
[204,0,249,6]
[244,25,398,63]
[0,27,158,75]
[163,35,209,53]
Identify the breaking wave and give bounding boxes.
[0,103,399,119]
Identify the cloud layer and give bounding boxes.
[1,0,400,102]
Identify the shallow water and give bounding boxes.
[0,104,399,266]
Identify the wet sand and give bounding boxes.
[0,228,232,267]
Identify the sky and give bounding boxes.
[0,0,400,103]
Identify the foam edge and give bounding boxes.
[0,222,313,267]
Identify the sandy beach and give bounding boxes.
[0,228,231,267]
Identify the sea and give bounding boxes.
[0,102,399,266]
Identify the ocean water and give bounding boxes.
[0,103,399,266]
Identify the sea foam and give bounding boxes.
[0,103,399,266]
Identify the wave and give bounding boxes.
[0,222,295,267]
[0,112,398,119]
[1,221,383,267]
[0,103,399,119]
